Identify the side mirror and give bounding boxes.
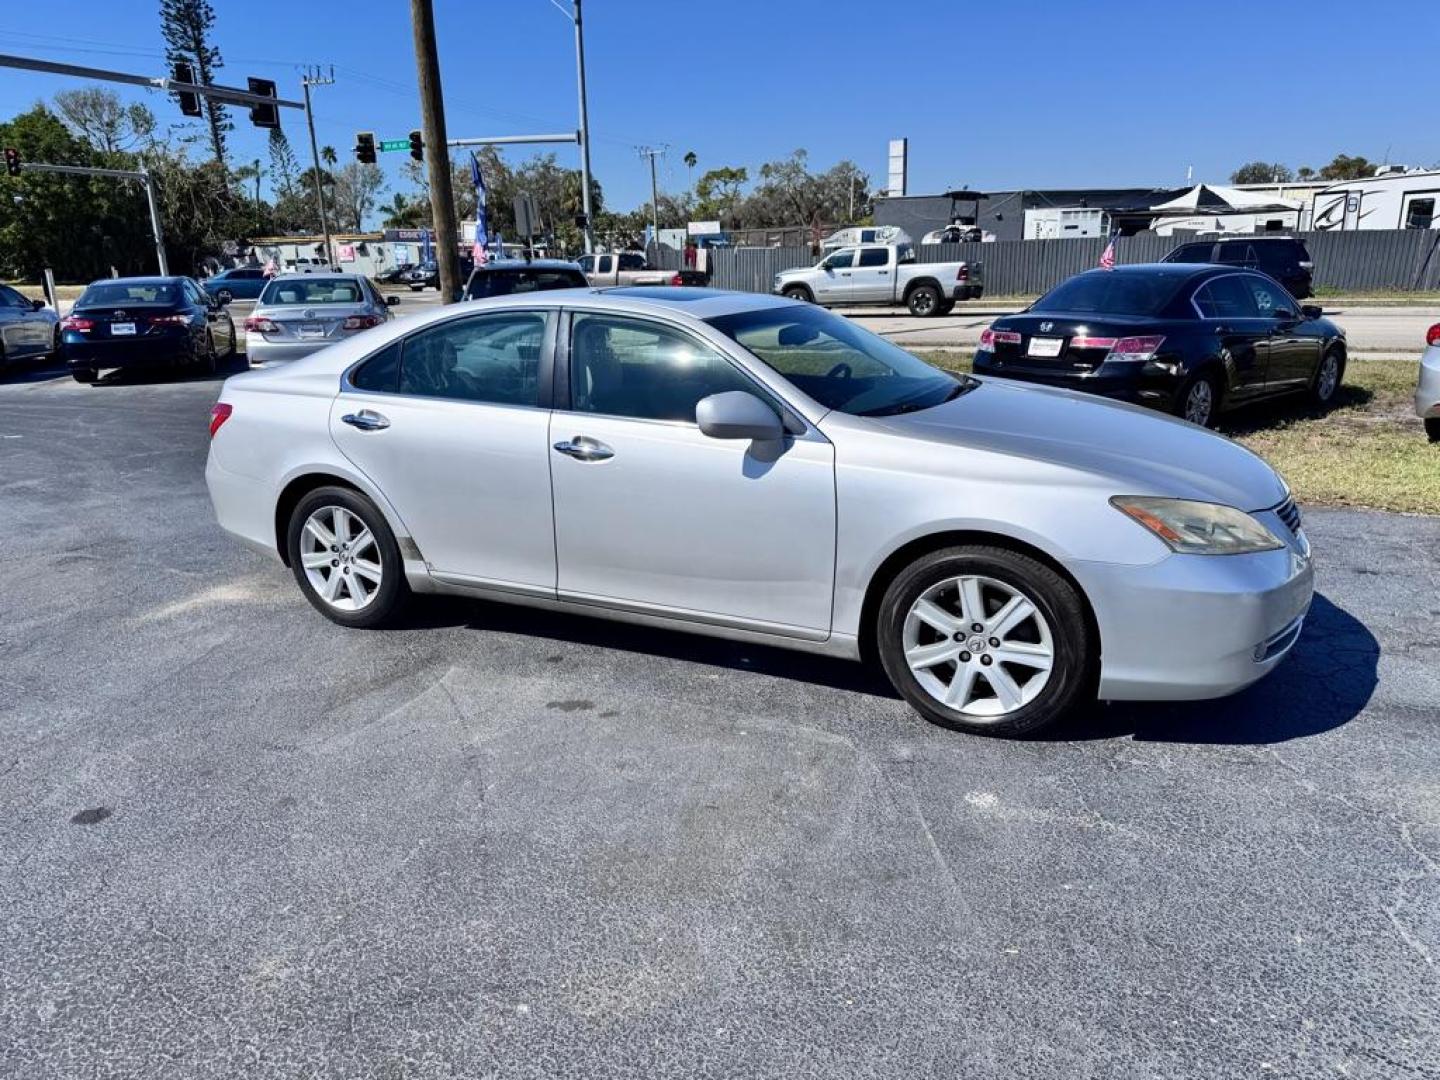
[385,295,400,306]
[1272,307,1297,323]
[1300,304,1323,320]
[696,390,785,442]
[31,298,46,311]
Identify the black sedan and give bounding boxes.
[61,276,237,383]
[972,263,1346,427]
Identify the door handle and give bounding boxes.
[553,436,614,462]
[341,409,390,431]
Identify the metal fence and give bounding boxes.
[702,230,1440,297]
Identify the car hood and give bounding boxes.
[860,377,1288,511]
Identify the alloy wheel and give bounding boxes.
[912,290,936,315]
[901,574,1054,719]
[299,505,383,612]
[1317,354,1339,401]
[1184,380,1213,425]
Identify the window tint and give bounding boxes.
[1216,244,1257,266]
[1242,275,1294,317]
[577,255,594,273]
[0,284,27,306]
[351,341,401,392]
[1167,244,1213,264]
[857,248,889,268]
[77,282,178,306]
[569,313,758,423]
[823,249,854,269]
[1031,272,1180,316]
[400,311,545,406]
[618,252,646,270]
[466,268,586,299]
[1193,276,1259,319]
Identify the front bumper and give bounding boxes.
[1415,345,1440,419]
[1072,518,1314,701]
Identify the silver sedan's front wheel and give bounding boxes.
[877,545,1094,737]
[286,486,408,628]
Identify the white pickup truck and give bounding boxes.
[772,242,983,317]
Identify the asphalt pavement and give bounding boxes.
[1,360,1438,1079]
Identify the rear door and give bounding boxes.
[1191,274,1270,399]
[329,309,558,591]
[847,247,894,303]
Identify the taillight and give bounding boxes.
[670,272,683,286]
[1427,323,1440,347]
[979,327,1021,349]
[209,402,232,438]
[1069,336,1118,350]
[244,316,279,333]
[1110,335,1166,362]
[341,314,382,330]
[60,316,94,331]
[956,266,969,282]
[148,314,190,325]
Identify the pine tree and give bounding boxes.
[159,0,231,168]
[268,128,299,199]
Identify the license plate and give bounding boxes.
[298,323,326,340]
[111,322,136,336]
[1026,336,1064,358]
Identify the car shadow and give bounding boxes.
[0,355,70,384]
[92,352,250,386]
[1049,593,1378,744]
[400,591,1376,746]
[1217,384,1374,438]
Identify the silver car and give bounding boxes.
[206,288,1313,737]
[1417,320,1440,442]
[244,273,396,365]
[0,282,60,368]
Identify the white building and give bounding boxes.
[1306,168,1440,231]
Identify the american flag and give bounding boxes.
[470,152,489,266]
[1098,231,1118,270]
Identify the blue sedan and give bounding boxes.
[204,266,269,303]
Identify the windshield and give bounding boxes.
[466,268,586,299]
[77,282,177,307]
[260,278,364,305]
[706,304,971,417]
[1030,272,1180,317]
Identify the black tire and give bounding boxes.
[1175,369,1220,428]
[1310,347,1345,407]
[200,332,218,375]
[782,285,812,303]
[286,486,409,629]
[49,325,62,359]
[907,283,942,317]
[936,299,956,316]
[876,545,1094,737]
[1425,418,1440,443]
[71,368,97,383]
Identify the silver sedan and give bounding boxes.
[206,288,1313,736]
[1418,320,1440,442]
[244,273,397,365]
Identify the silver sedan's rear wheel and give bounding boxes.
[877,545,1094,737]
[286,486,408,627]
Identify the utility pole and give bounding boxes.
[638,145,666,259]
[410,0,461,303]
[301,66,335,268]
[572,0,594,253]
[19,162,167,274]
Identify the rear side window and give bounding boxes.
[857,248,889,268]
[1216,244,1257,267]
[399,311,546,406]
[618,252,646,270]
[351,341,401,392]
[1167,244,1213,264]
[1031,272,1179,316]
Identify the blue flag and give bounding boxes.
[470,151,489,264]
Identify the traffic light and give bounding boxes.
[354,132,377,165]
[172,62,202,118]
[408,129,424,162]
[247,77,279,129]
[3,147,20,178]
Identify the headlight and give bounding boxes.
[1110,496,1284,555]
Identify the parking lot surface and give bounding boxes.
[2,361,1438,1079]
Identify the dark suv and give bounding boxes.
[1162,236,1314,299]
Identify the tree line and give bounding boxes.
[1229,153,1438,185]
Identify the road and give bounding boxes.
[1,362,1437,1078]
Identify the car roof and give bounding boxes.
[267,271,366,280]
[86,276,184,285]
[473,259,582,271]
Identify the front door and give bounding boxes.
[847,246,894,303]
[549,311,836,634]
[0,284,45,355]
[1244,273,1319,392]
[330,309,558,592]
[1192,274,1271,399]
[813,248,853,303]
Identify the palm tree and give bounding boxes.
[684,150,697,191]
[321,145,338,168]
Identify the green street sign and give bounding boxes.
[379,139,410,152]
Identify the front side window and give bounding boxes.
[1193,276,1260,319]
[351,341,401,392]
[260,278,364,305]
[1242,275,1294,317]
[0,284,28,307]
[823,249,855,270]
[568,313,760,423]
[706,304,966,418]
[857,248,889,268]
[577,255,595,273]
[399,311,545,406]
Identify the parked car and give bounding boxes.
[205,265,269,304]
[205,287,1311,738]
[576,251,706,288]
[0,282,60,368]
[1163,236,1315,299]
[375,263,415,285]
[463,259,588,300]
[773,242,984,316]
[61,276,236,383]
[972,264,1346,428]
[404,258,475,291]
[1416,320,1440,442]
[244,273,397,366]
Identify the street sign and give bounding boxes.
[513,193,540,238]
[379,139,410,152]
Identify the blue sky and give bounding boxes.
[1,0,1436,219]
